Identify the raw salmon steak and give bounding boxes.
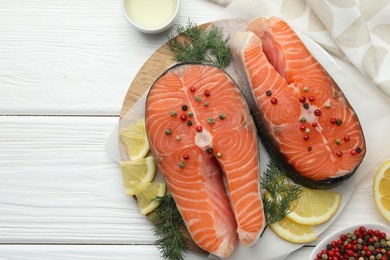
[145,64,265,257]
[229,17,366,189]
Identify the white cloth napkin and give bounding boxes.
[209,0,232,6]
[214,0,390,99]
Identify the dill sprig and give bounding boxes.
[167,20,231,69]
[151,195,187,260]
[261,158,302,224]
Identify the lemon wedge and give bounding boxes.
[269,218,317,243]
[286,187,342,225]
[119,119,166,215]
[135,182,167,216]
[373,160,390,223]
[120,156,156,196]
[120,118,150,161]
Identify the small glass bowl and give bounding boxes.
[121,0,180,34]
[309,222,390,259]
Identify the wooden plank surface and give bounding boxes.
[0,0,224,115]
[0,245,316,259]
[0,116,387,242]
[0,116,155,244]
[0,245,213,260]
[1,0,389,259]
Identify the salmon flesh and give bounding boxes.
[145,64,265,257]
[229,17,366,189]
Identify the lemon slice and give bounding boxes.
[373,160,390,223]
[286,187,342,225]
[135,182,167,216]
[120,119,149,161]
[120,156,156,196]
[269,218,317,243]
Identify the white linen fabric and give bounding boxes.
[213,0,390,99]
[209,0,233,6]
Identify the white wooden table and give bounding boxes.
[0,1,388,259]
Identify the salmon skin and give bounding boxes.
[145,64,265,257]
[229,17,366,189]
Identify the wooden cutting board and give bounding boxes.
[119,22,220,117]
[119,43,175,118]
[118,25,217,256]
[118,19,247,255]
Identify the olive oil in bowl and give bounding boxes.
[121,0,179,34]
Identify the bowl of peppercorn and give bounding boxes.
[309,222,390,260]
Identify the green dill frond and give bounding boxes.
[206,26,231,68]
[166,20,231,69]
[261,158,302,224]
[151,195,187,260]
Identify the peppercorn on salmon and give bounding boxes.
[229,17,366,189]
[145,64,265,257]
